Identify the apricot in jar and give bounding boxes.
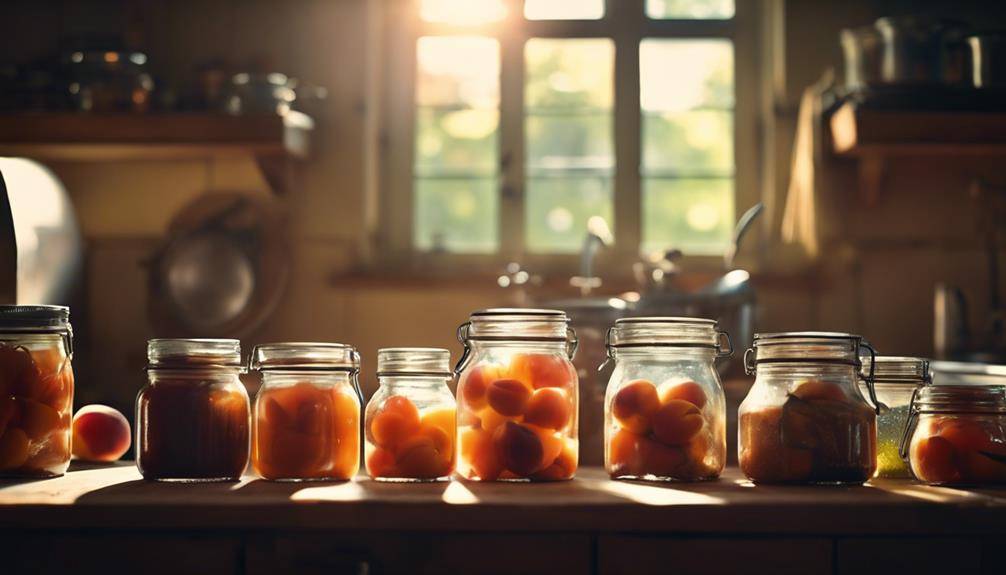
[651,399,704,446]
[523,388,571,430]
[511,353,575,389]
[370,395,421,450]
[659,381,707,409]
[486,379,532,417]
[493,421,544,476]
[612,379,660,434]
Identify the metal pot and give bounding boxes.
[874,16,969,85]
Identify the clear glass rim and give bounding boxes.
[250,341,359,371]
[377,347,452,376]
[864,356,931,384]
[610,316,720,348]
[0,304,70,330]
[915,384,1006,413]
[148,338,242,367]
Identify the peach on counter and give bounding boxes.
[71,404,131,462]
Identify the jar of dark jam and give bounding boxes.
[136,339,250,482]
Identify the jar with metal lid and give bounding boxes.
[860,356,930,478]
[365,348,455,482]
[0,305,74,478]
[455,309,578,481]
[902,385,1006,485]
[603,317,731,482]
[250,342,361,481]
[738,332,880,484]
[136,339,249,482]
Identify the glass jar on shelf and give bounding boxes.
[365,348,455,482]
[455,309,578,482]
[902,384,1006,485]
[136,339,250,482]
[860,356,930,478]
[0,305,74,478]
[250,342,362,481]
[603,317,732,482]
[738,332,880,484]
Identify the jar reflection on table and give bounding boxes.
[0,305,74,478]
[365,348,455,482]
[136,339,249,482]
[456,309,579,482]
[860,356,930,478]
[738,332,879,485]
[251,342,361,481]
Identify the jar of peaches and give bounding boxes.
[456,309,578,482]
[738,332,880,484]
[250,342,362,481]
[604,317,731,482]
[0,305,74,478]
[861,356,930,478]
[137,339,250,482]
[902,385,1006,485]
[365,348,455,482]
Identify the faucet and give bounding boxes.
[570,216,613,296]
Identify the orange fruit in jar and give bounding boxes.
[533,440,577,481]
[492,421,544,477]
[609,428,647,476]
[0,428,30,470]
[370,395,421,451]
[651,399,704,446]
[421,408,456,437]
[659,381,707,409]
[396,435,451,479]
[510,353,575,390]
[641,437,686,477]
[460,364,504,410]
[0,344,38,399]
[460,427,501,480]
[330,390,361,479]
[937,419,1006,482]
[19,398,61,441]
[611,380,660,434]
[912,435,960,484]
[525,423,563,472]
[367,447,398,478]
[523,388,572,430]
[0,395,16,438]
[478,406,510,432]
[486,379,532,417]
[739,407,813,483]
[790,379,847,402]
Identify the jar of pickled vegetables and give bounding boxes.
[860,356,929,478]
[250,342,362,481]
[365,348,455,482]
[902,385,1006,485]
[738,332,880,484]
[0,305,74,478]
[455,309,578,482]
[603,317,731,482]
[137,339,250,482]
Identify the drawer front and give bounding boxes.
[836,538,984,575]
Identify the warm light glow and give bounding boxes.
[640,40,733,112]
[525,0,604,20]
[417,36,500,109]
[596,479,725,505]
[441,109,499,139]
[442,481,480,504]
[420,0,506,25]
[291,481,367,502]
[686,202,720,231]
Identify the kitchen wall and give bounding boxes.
[3,0,1004,415]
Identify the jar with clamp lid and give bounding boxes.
[861,356,930,478]
[250,342,362,481]
[603,317,732,482]
[365,348,456,482]
[455,309,578,481]
[739,332,880,484]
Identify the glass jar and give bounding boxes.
[0,305,74,478]
[860,356,930,478]
[364,348,455,482]
[136,339,250,482]
[250,343,362,481]
[603,317,731,482]
[738,332,879,484]
[902,385,1006,485]
[455,308,578,482]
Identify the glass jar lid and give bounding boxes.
[377,347,451,377]
[912,384,1006,414]
[604,317,732,363]
[745,332,869,372]
[249,342,359,372]
[865,356,931,387]
[456,308,577,374]
[148,338,242,369]
[0,305,73,355]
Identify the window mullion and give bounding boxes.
[498,8,525,259]
[611,0,644,259]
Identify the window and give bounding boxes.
[385,0,750,267]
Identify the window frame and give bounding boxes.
[378,0,762,277]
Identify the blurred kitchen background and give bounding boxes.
[2,0,1005,463]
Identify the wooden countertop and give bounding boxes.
[2,464,1005,535]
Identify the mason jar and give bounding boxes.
[250,342,362,481]
[902,384,1006,485]
[365,348,455,482]
[860,356,930,478]
[0,305,74,478]
[603,317,731,482]
[738,332,879,484]
[136,339,250,482]
[455,308,578,482]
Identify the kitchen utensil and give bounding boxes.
[65,50,154,112]
[223,72,296,115]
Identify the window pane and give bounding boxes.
[417,37,500,109]
[526,113,613,171]
[421,0,506,25]
[525,0,604,20]
[526,177,613,253]
[525,39,614,109]
[643,110,732,175]
[640,39,733,112]
[415,178,498,253]
[642,178,733,255]
[415,108,499,175]
[647,0,734,19]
